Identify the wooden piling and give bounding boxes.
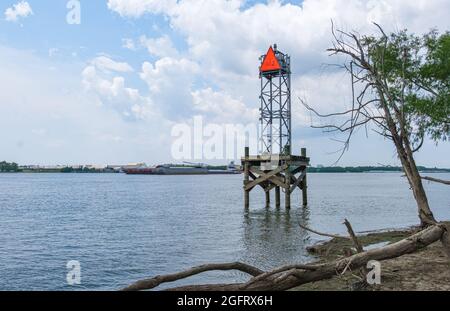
[301,148,308,207]
[275,186,281,208]
[244,147,250,209]
[285,169,291,209]
[265,190,270,207]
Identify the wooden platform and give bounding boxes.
[241,147,310,209]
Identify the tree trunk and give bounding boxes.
[374,70,437,227]
[402,135,436,226]
[380,101,436,227]
[408,167,436,226]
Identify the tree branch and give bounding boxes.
[298,222,349,239]
[121,262,264,291]
[344,219,364,253]
[421,176,450,185]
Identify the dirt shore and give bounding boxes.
[293,226,450,291]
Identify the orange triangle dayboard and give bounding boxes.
[260,46,281,72]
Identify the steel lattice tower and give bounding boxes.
[242,45,309,210]
[259,44,292,155]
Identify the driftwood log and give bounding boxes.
[122,223,450,291]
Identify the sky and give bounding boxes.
[0,0,449,167]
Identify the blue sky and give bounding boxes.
[0,0,449,167]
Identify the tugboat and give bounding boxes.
[207,161,240,174]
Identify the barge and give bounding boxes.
[124,162,241,175]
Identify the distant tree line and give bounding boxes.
[307,166,450,173]
[0,161,19,172]
[0,162,118,173]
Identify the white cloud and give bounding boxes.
[140,57,199,92]
[107,0,177,17]
[192,88,258,123]
[4,1,33,22]
[82,57,153,120]
[107,0,450,76]
[90,55,134,73]
[140,35,179,58]
[140,57,199,118]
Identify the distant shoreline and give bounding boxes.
[2,160,450,174]
[1,169,449,174]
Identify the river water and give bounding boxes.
[0,172,449,290]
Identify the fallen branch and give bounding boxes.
[122,224,448,291]
[421,176,450,185]
[343,219,367,287]
[121,262,263,291]
[344,219,364,253]
[298,222,349,239]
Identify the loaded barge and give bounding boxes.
[124,162,241,175]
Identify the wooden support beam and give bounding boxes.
[301,148,308,207]
[291,166,304,175]
[290,170,306,193]
[244,147,250,208]
[249,172,269,190]
[265,190,270,207]
[244,164,288,191]
[250,168,288,189]
[249,171,282,192]
[248,171,257,181]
